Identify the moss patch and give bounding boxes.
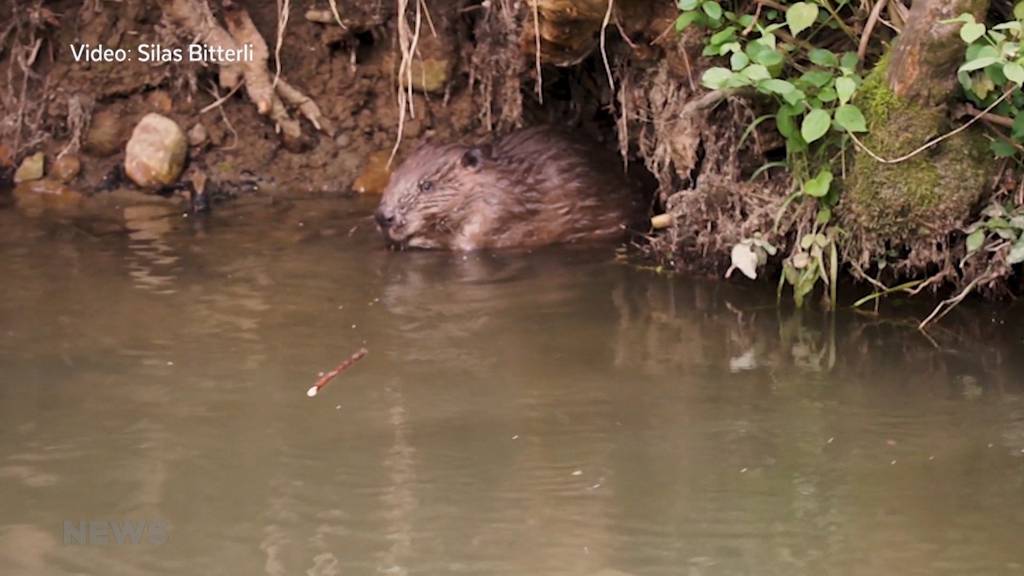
[843,55,994,246]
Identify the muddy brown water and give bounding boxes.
[1,195,1024,576]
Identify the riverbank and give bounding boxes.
[2,1,1021,315]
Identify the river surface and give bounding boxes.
[1,195,1024,576]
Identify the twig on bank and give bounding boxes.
[599,0,616,94]
[754,0,786,11]
[919,274,992,330]
[205,81,239,150]
[957,103,1015,129]
[743,2,763,36]
[858,0,887,65]
[326,0,348,29]
[13,36,43,157]
[272,0,290,92]
[531,0,543,104]
[199,79,243,114]
[390,0,423,165]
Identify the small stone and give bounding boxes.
[51,154,81,182]
[146,90,174,114]
[0,143,12,168]
[352,150,392,194]
[187,123,208,147]
[124,113,188,188]
[13,152,44,183]
[334,132,352,148]
[84,108,128,157]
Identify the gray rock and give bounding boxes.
[187,123,208,147]
[124,113,187,188]
[52,154,81,182]
[13,152,44,183]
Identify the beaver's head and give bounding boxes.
[375,142,491,249]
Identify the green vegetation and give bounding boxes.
[951,7,1024,158]
[676,0,865,308]
[676,0,1024,314]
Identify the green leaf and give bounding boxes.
[678,0,700,10]
[944,13,976,25]
[752,48,784,67]
[816,207,832,225]
[801,108,831,143]
[801,69,833,88]
[835,76,856,105]
[960,56,1000,72]
[675,11,701,32]
[835,104,868,132]
[804,169,833,198]
[975,45,1001,60]
[958,69,974,92]
[786,2,819,37]
[701,67,733,89]
[783,88,807,106]
[775,105,800,138]
[961,21,987,44]
[839,52,859,72]
[730,51,749,70]
[809,48,839,68]
[816,87,837,103]
[991,139,1018,158]
[702,1,723,21]
[760,78,796,95]
[1005,61,1024,84]
[741,64,770,81]
[972,72,996,99]
[709,27,736,45]
[1009,236,1024,264]
[1012,113,1024,140]
[800,233,816,250]
[966,229,986,253]
[1016,1,1024,20]
[993,21,1023,33]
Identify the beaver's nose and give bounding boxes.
[375,208,395,229]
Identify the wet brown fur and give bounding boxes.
[376,126,645,250]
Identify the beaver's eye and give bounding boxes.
[418,179,433,192]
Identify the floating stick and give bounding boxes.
[306,348,368,397]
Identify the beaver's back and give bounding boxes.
[465,127,645,249]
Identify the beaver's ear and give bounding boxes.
[460,145,491,171]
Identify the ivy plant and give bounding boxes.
[950,4,1024,158]
[677,0,863,308]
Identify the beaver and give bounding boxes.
[374,126,648,250]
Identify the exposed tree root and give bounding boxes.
[164,0,333,151]
[468,0,525,131]
[390,0,423,163]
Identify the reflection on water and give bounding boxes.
[1,197,1023,576]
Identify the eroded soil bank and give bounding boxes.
[2,0,1022,314]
